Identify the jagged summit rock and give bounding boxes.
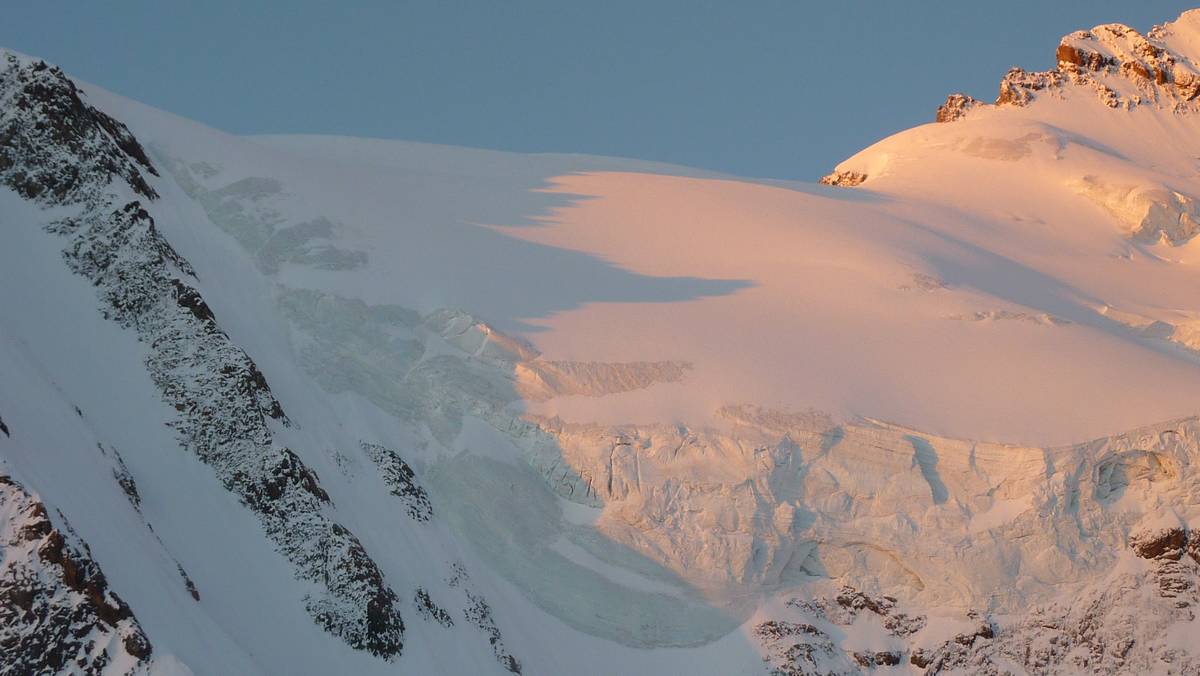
[931,9,1200,128]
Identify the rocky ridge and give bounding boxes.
[0,51,407,659]
[938,11,1200,123]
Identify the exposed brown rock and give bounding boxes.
[0,475,153,673]
[936,93,980,122]
[818,170,867,187]
[936,18,1200,121]
[1130,527,1188,560]
[1057,42,1115,70]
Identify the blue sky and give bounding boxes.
[3,1,1195,179]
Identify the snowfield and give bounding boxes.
[5,8,1200,676]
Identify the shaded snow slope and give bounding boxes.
[5,8,1200,676]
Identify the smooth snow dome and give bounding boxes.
[2,1,1197,181]
[75,9,1200,447]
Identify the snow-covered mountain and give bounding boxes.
[4,8,1200,676]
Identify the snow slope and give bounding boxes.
[4,8,1200,676]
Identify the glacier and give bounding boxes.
[5,8,1200,676]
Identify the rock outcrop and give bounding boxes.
[0,50,406,660]
[935,93,980,122]
[0,53,156,204]
[446,564,522,674]
[818,170,868,187]
[361,442,433,522]
[0,475,153,675]
[938,11,1200,121]
[756,523,1200,675]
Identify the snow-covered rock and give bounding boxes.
[0,50,406,661]
[0,475,153,675]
